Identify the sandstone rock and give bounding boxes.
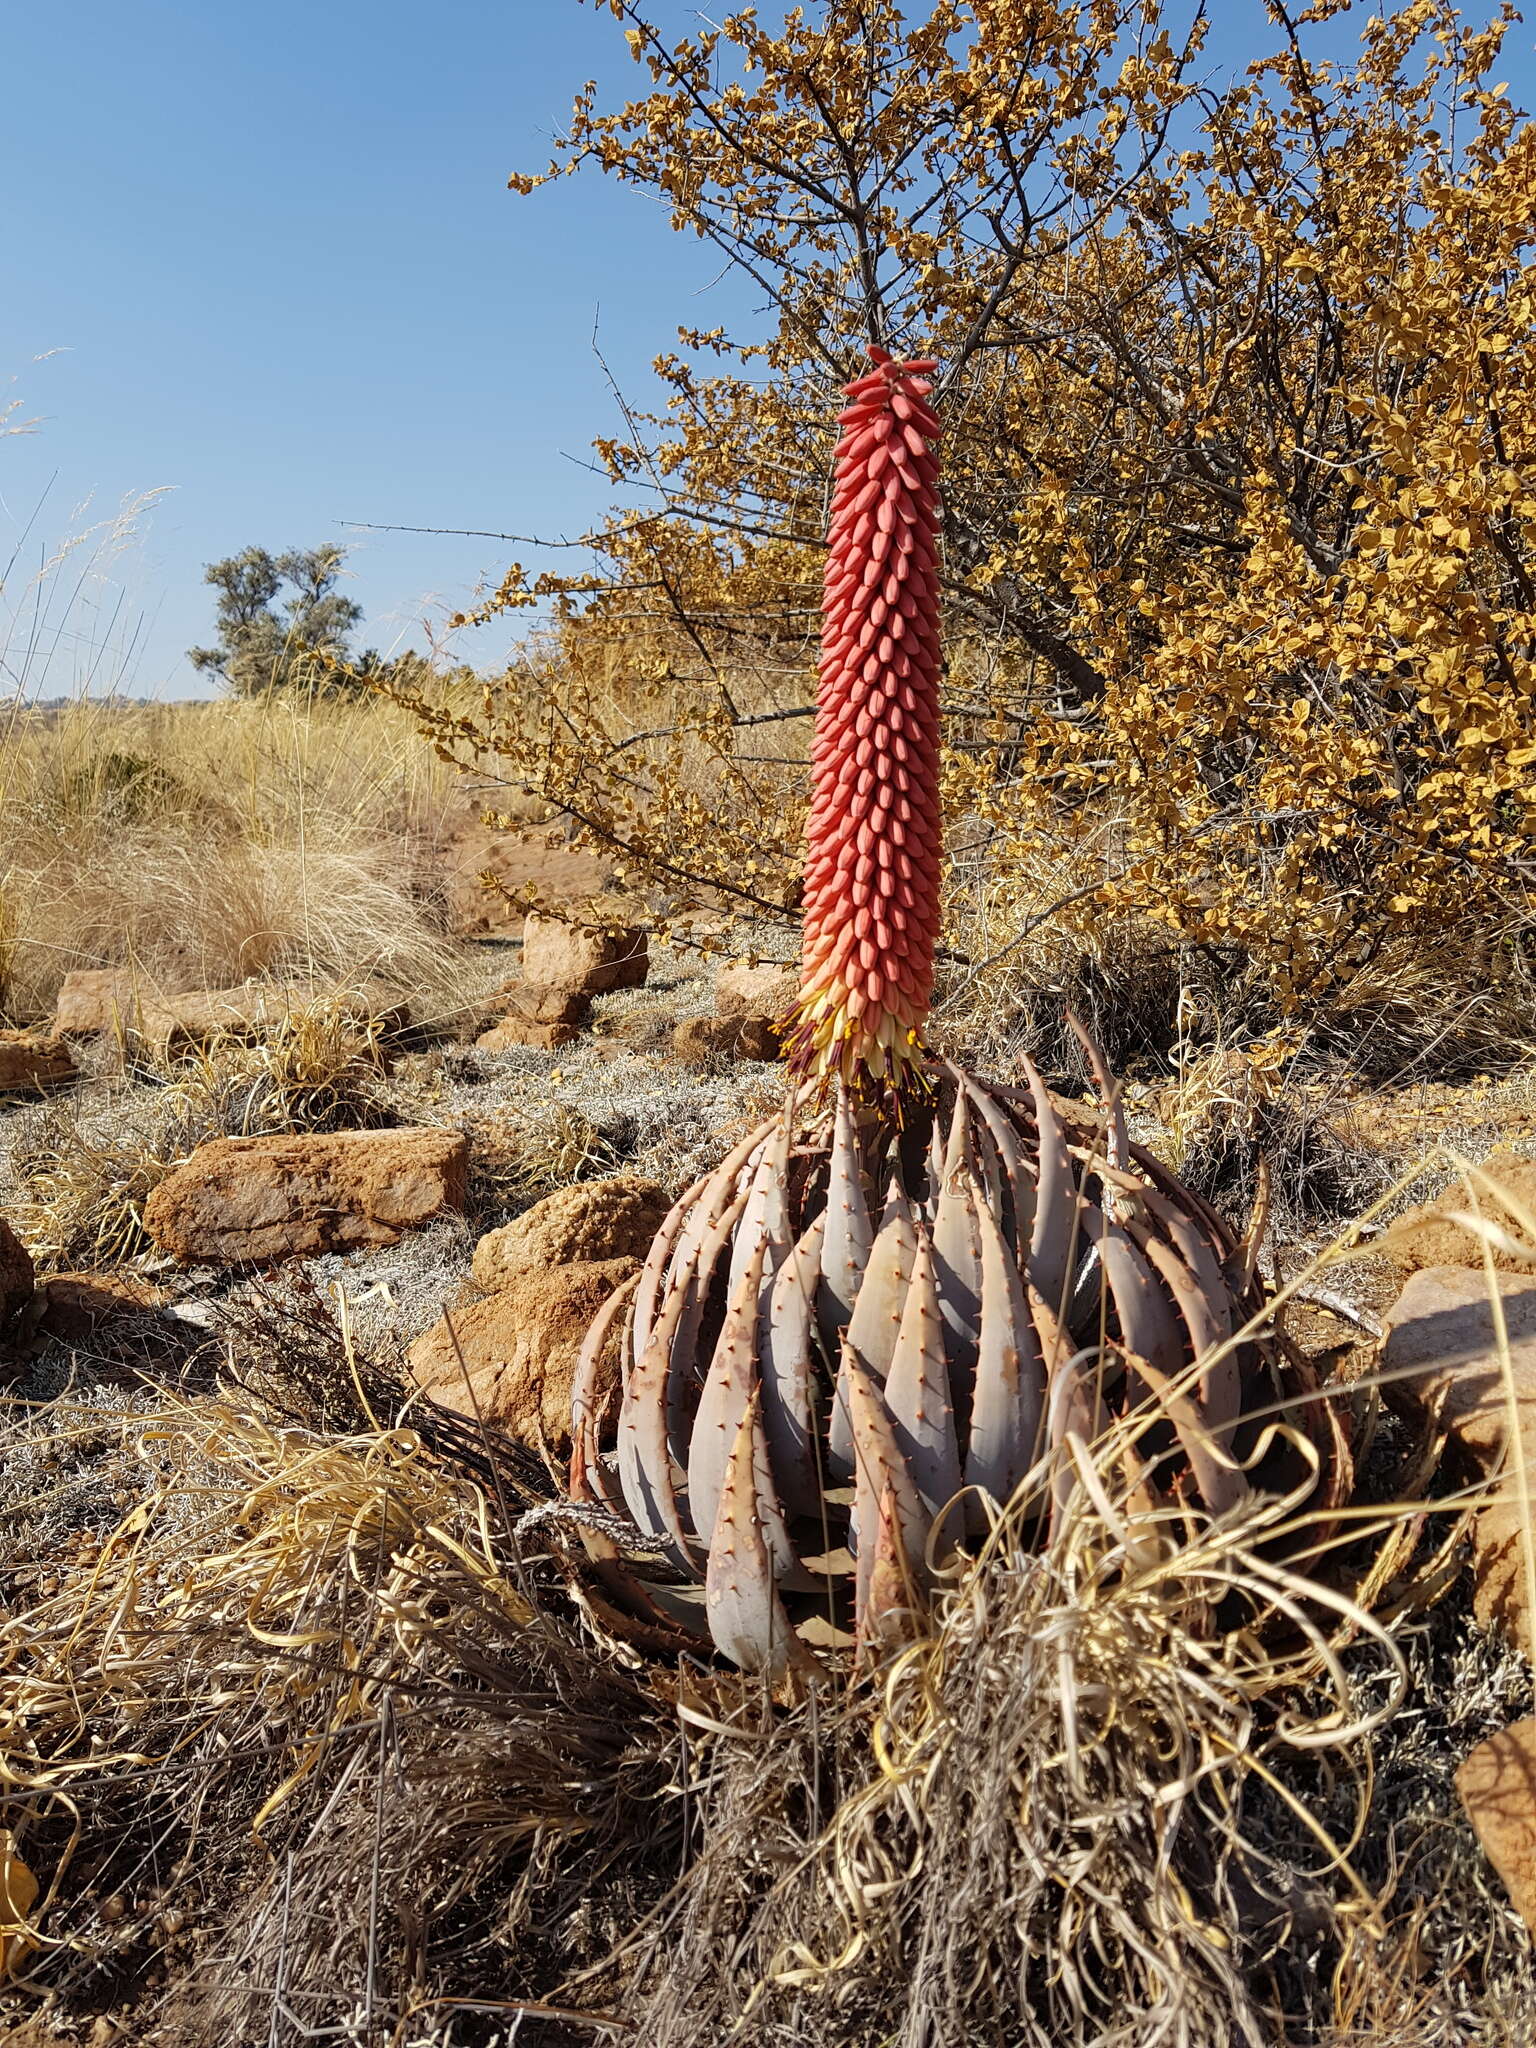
[472,982,591,1052]
[1472,1496,1536,1655]
[522,912,648,994]
[672,1014,782,1064]
[471,1174,669,1292]
[715,960,798,1020]
[1384,1266,1536,1655]
[1382,1155,1536,1273]
[0,1031,77,1095]
[408,1258,635,1455]
[135,985,407,1053]
[136,984,295,1048]
[52,967,143,1037]
[0,1219,34,1331]
[499,984,592,1027]
[144,1127,468,1265]
[440,812,615,936]
[1458,1718,1536,1935]
[476,1017,579,1053]
[1381,1266,1536,1464]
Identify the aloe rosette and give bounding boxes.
[565,349,1344,1680]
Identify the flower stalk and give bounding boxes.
[787,346,944,1094]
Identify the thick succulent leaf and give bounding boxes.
[883,1225,963,1554]
[728,1115,793,1308]
[632,1168,708,1379]
[1069,1014,1129,1181]
[618,1276,697,1565]
[1127,1350,1246,1516]
[580,1543,715,1656]
[965,1189,1046,1515]
[646,1119,774,1372]
[666,1189,748,1466]
[923,1102,947,1223]
[858,1479,926,1656]
[705,1391,821,1683]
[763,1213,827,1518]
[844,1346,932,1627]
[830,1180,916,1477]
[1139,1188,1235,1353]
[1025,1275,1070,1382]
[688,1233,769,1548]
[930,1093,982,1398]
[817,1085,873,1348]
[1021,1057,1081,1318]
[1045,1346,1111,1525]
[1078,1210,1185,1380]
[569,1270,639,1511]
[960,1071,1034,1258]
[1135,1229,1245,1514]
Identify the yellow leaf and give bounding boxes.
[0,1832,40,1981]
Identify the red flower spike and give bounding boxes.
[786,347,943,1096]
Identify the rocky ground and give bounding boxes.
[7,812,1536,2038]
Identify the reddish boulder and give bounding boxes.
[52,968,144,1037]
[1459,1718,1536,1936]
[144,1127,468,1265]
[0,1031,77,1095]
[715,960,798,1020]
[408,1258,635,1456]
[472,1174,669,1292]
[522,912,648,994]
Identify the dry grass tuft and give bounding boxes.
[0,1299,671,2044]
[618,1439,1419,2048]
[0,697,470,1027]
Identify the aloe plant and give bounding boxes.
[567,350,1344,1680]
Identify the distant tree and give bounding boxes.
[189,544,366,697]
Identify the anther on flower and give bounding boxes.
[785,344,943,1096]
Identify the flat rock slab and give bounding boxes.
[52,967,150,1037]
[1459,1718,1536,1935]
[1381,1265,1536,1463]
[145,1127,468,1265]
[136,985,408,1051]
[0,1030,76,1096]
[1383,1265,1536,1655]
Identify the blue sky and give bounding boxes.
[4,1,1534,698]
